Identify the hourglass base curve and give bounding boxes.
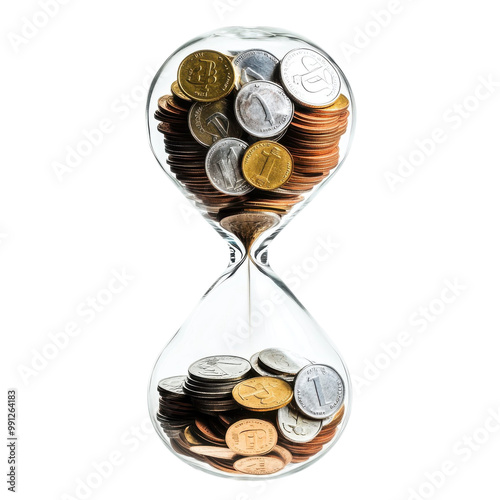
[147,243,352,479]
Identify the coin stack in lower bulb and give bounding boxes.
[156,348,345,475]
[154,47,350,225]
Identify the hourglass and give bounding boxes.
[146,26,355,478]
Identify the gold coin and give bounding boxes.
[184,426,204,445]
[232,376,293,411]
[242,141,294,191]
[225,418,278,456]
[178,50,235,102]
[233,456,285,475]
[171,81,192,102]
[324,94,349,112]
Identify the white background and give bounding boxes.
[2,0,500,499]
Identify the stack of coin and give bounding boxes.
[157,376,195,438]
[156,348,346,475]
[183,355,252,413]
[154,46,350,225]
[250,347,311,382]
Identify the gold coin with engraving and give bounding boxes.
[232,376,293,411]
[233,456,285,475]
[178,50,235,103]
[225,418,277,456]
[171,80,192,102]
[242,141,294,191]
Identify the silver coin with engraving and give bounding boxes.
[280,48,341,108]
[276,404,323,443]
[249,352,294,383]
[258,347,310,376]
[188,355,252,382]
[157,376,187,396]
[188,99,243,147]
[234,81,294,139]
[233,49,280,89]
[205,138,254,196]
[294,364,345,419]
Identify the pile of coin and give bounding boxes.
[154,47,350,224]
[156,348,346,475]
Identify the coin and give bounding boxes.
[157,376,187,396]
[294,364,345,419]
[225,418,277,456]
[178,50,235,102]
[249,352,294,383]
[188,355,252,382]
[190,446,238,460]
[205,139,254,196]
[233,49,280,89]
[277,404,323,443]
[242,141,293,191]
[171,81,192,102]
[232,376,293,411]
[271,445,293,465]
[233,456,285,475]
[188,99,242,147]
[259,347,310,375]
[234,81,294,138]
[280,48,341,108]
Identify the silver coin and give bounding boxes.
[188,355,252,382]
[276,404,323,443]
[205,138,254,196]
[157,376,187,396]
[280,48,341,108]
[294,364,345,420]
[249,352,294,383]
[259,348,310,376]
[188,99,243,147]
[234,81,294,139]
[233,49,280,89]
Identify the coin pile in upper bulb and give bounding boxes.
[156,348,346,475]
[154,48,350,224]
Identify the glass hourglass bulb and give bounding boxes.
[146,26,355,479]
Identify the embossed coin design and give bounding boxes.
[280,48,341,108]
[205,138,253,196]
[259,347,310,375]
[188,355,252,382]
[277,404,323,443]
[178,50,235,102]
[225,418,278,456]
[242,141,294,191]
[232,376,293,411]
[233,49,280,89]
[157,376,187,396]
[188,99,243,147]
[234,456,285,475]
[234,80,294,138]
[294,364,345,419]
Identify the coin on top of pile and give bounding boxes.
[234,80,294,139]
[178,50,235,102]
[294,363,345,419]
[280,48,341,108]
[205,138,254,196]
[242,141,294,191]
[233,49,280,89]
[232,375,293,411]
